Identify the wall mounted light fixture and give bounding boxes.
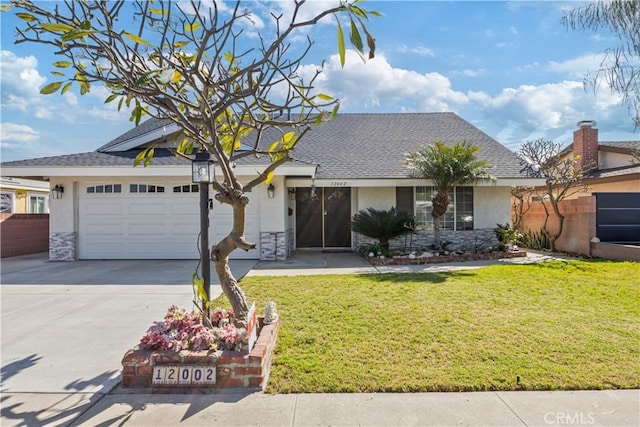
[51,184,64,200]
[288,188,296,201]
[267,183,275,198]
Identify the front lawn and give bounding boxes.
[237,260,640,393]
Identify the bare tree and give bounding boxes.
[517,138,591,251]
[510,185,535,231]
[563,0,640,128]
[9,0,378,323]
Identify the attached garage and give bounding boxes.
[79,182,260,260]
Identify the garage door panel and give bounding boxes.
[79,183,260,260]
[169,224,198,236]
[126,222,168,235]
[170,203,199,215]
[128,202,166,215]
[84,202,125,215]
[83,223,124,236]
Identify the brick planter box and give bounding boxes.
[122,317,279,392]
[369,250,526,266]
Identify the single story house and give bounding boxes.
[1,112,539,261]
[1,176,50,214]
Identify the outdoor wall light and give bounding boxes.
[288,188,296,201]
[191,151,215,183]
[51,184,64,200]
[267,183,275,199]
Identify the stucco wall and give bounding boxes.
[474,186,512,228]
[355,187,396,211]
[517,196,596,256]
[600,151,636,169]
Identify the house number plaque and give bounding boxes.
[152,365,216,385]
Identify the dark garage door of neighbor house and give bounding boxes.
[595,193,640,244]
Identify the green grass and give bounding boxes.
[235,260,640,393]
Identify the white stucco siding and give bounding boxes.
[473,186,512,228]
[356,187,396,211]
[258,175,287,232]
[49,178,77,233]
[600,151,635,169]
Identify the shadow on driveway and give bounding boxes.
[0,253,258,285]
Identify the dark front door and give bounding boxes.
[324,187,351,247]
[295,187,352,248]
[296,187,323,247]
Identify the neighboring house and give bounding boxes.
[0,177,50,214]
[0,113,538,261]
[517,120,640,260]
[559,120,640,197]
[0,177,50,258]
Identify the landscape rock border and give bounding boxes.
[368,250,526,266]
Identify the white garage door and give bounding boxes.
[79,182,260,260]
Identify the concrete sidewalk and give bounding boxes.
[2,389,635,427]
[1,252,638,427]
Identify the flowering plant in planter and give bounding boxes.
[140,305,248,352]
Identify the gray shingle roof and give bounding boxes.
[586,163,640,179]
[2,113,527,178]
[599,141,640,151]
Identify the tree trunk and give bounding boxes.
[432,214,442,250]
[432,191,449,250]
[548,200,565,253]
[214,257,249,325]
[211,192,255,326]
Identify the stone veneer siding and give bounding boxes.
[260,231,291,261]
[49,232,78,261]
[355,229,499,253]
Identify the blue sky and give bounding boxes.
[0,0,637,162]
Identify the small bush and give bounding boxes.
[520,229,550,250]
[351,207,414,251]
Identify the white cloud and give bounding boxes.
[548,53,604,78]
[0,123,39,147]
[452,69,486,77]
[398,45,435,57]
[0,51,49,115]
[476,80,627,148]
[300,50,471,112]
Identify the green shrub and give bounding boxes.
[520,229,550,250]
[351,207,414,252]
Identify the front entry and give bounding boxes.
[296,187,352,248]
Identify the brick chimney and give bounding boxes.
[573,120,599,172]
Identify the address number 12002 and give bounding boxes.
[152,365,216,385]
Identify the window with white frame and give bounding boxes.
[28,193,49,213]
[0,191,15,213]
[87,184,122,194]
[403,186,474,231]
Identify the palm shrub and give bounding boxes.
[405,140,494,250]
[351,207,414,253]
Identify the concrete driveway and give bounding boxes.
[1,253,256,395]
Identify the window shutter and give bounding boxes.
[396,187,414,215]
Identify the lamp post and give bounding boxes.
[192,151,215,317]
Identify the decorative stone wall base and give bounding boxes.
[355,229,499,253]
[122,317,279,392]
[49,232,78,261]
[369,250,526,265]
[260,232,289,261]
